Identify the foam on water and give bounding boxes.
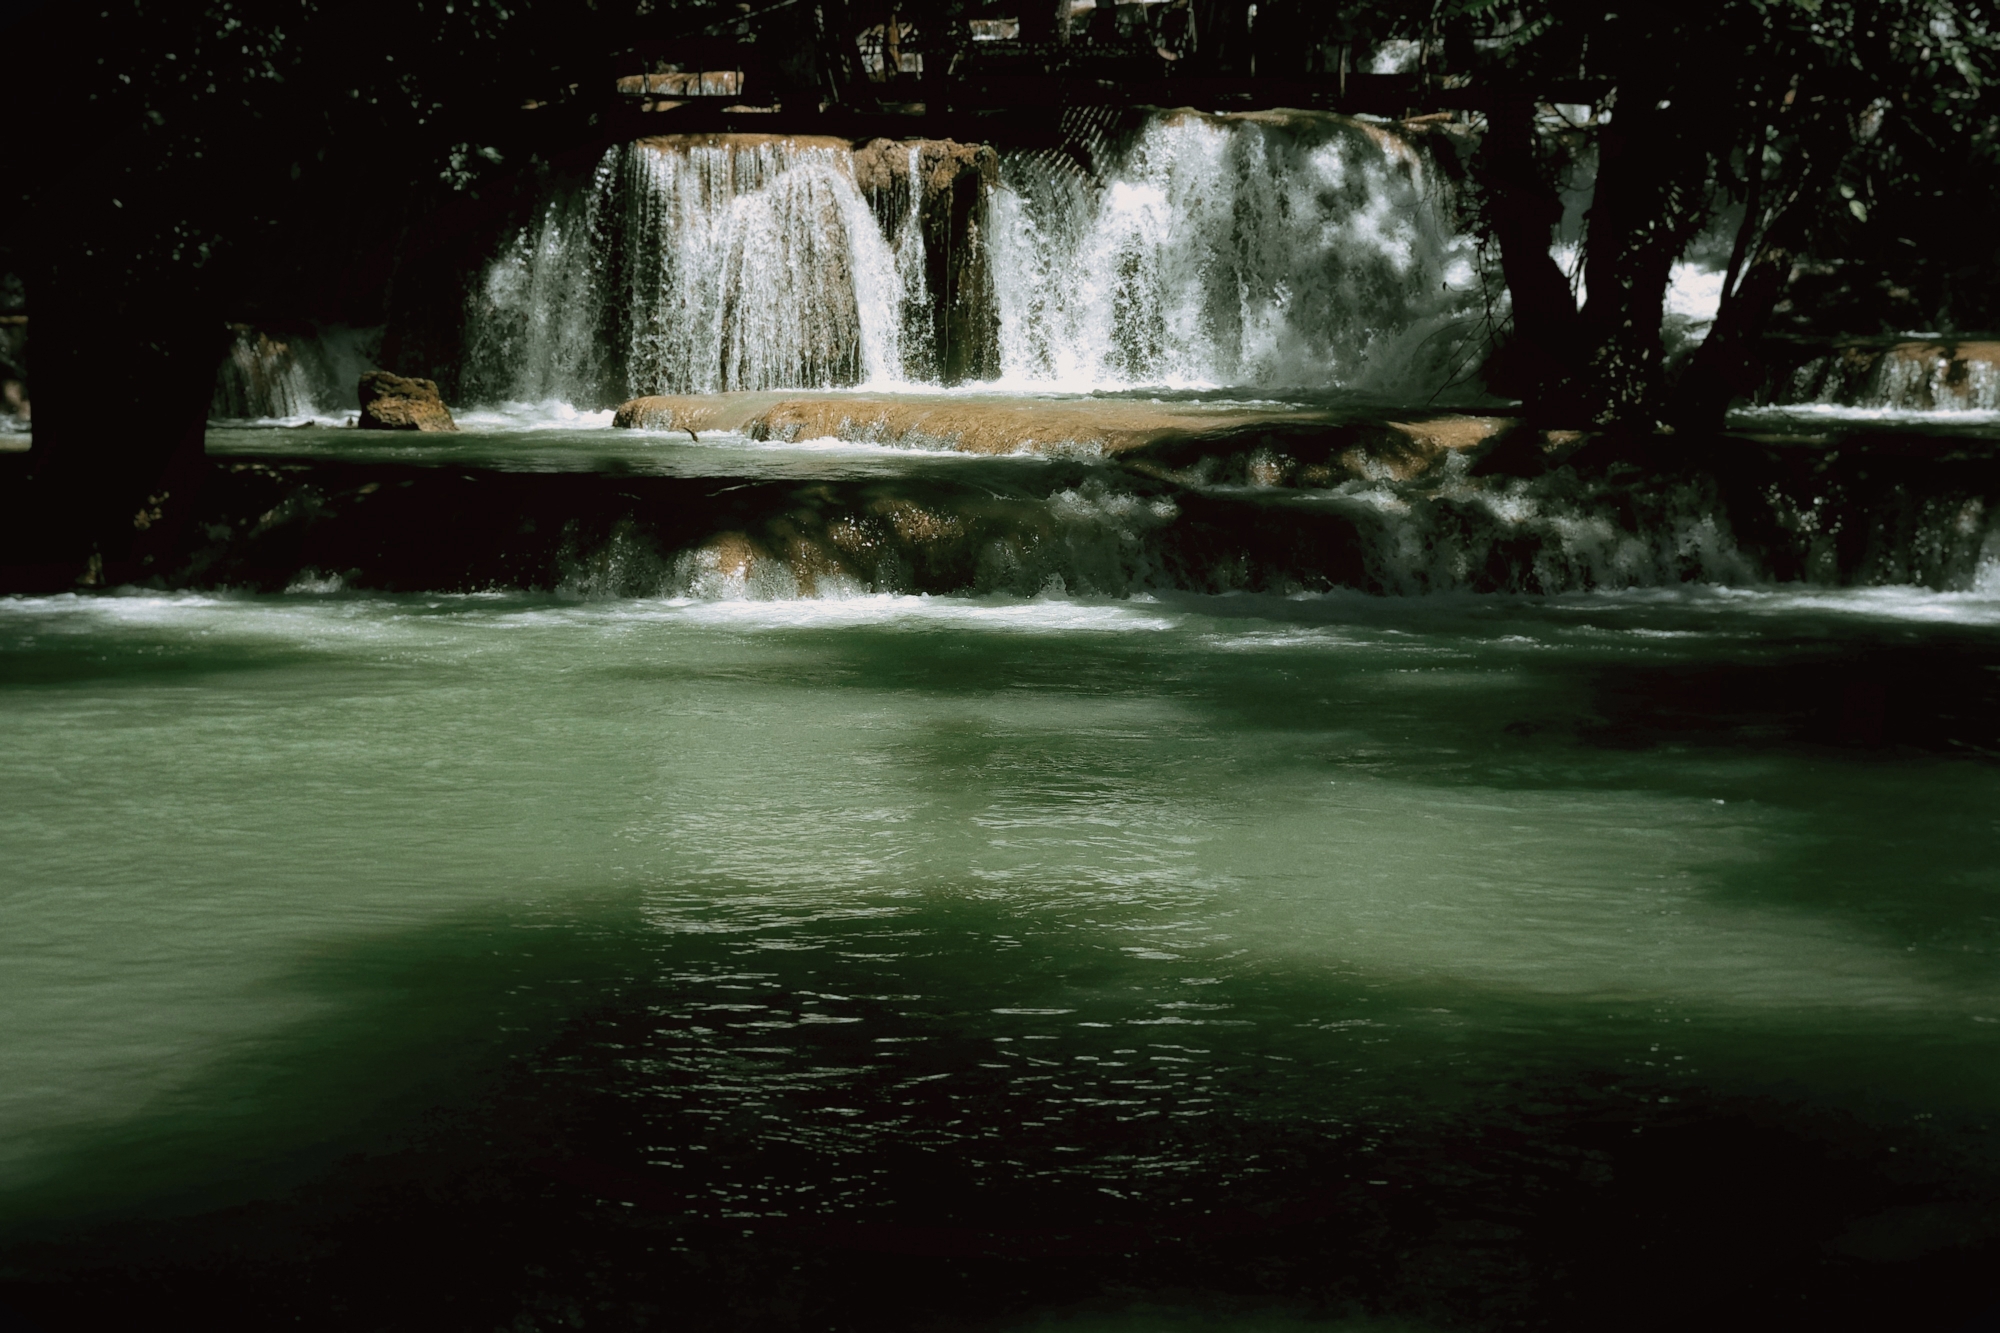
[1734,402,2000,429]
[207,412,357,429]
[24,578,2000,639]
[450,400,619,431]
[716,430,1046,459]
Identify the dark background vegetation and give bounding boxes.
[0,0,1996,584]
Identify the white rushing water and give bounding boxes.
[1776,343,2000,412]
[988,112,1489,393]
[456,112,1494,406]
[222,116,1996,421]
[466,138,915,403]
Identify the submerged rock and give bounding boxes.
[357,372,457,432]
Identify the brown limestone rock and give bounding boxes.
[849,138,998,202]
[743,396,1309,456]
[611,394,789,434]
[357,372,457,432]
[1339,417,1511,480]
[850,139,1002,384]
[609,391,1520,490]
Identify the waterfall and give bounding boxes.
[889,145,932,383]
[466,137,919,406]
[462,114,1490,407]
[210,325,379,423]
[465,152,620,407]
[625,138,905,392]
[1775,341,2000,413]
[987,111,1491,394]
[212,328,318,419]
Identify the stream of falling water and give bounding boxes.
[212,114,2000,425]
[466,138,910,401]
[457,111,1493,406]
[988,112,1487,392]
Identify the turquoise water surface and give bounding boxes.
[4,581,1999,1328]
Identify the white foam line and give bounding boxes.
[14,583,2000,636]
[207,415,355,429]
[1733,404,2000,427]
[512,594,1183,633]
[690,432,1030,459]
[449,400,618,431]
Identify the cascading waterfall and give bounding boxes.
[464,152,620,407]
[624,138,905,392]
[209,324,380,422]
[1774,341,2000,413]
[888,144,933,382]
[466,137,919,405]
[212,329,318,419]
[987,111,1491,393]
[462,113,1493,404]
[252,117,1981,420]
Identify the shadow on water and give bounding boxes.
[0,624,330,690]
[6,592,2000,1328]
[0,904,653,1239]
[4,879,2000,1332]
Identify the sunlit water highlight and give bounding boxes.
[5,586,2000,1240]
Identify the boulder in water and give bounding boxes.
[357,372,457,432]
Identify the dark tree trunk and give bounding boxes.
[817,0,868,104]
[763,0,831,105]
[1193,0,1251,73]
[1473,94,1587,421]
[1672,193,1811,433]
[1576,86,1711,428]
[1017,0,1070,45]
[1249,1,1309,78]
[7,269,226,589]
[1669,242,1794,432]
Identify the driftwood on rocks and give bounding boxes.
[357,371,457,432]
